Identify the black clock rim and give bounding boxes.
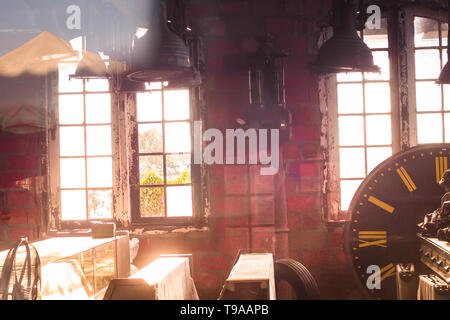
[343,143,450,300]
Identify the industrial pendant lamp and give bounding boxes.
[237,34,291,143]
[126,0,199,87]
[249,34,288,108]
[70,51,111,79]
[311,0,380,74]
[437,0,450,84]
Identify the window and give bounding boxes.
[414,17,450,144]
[324,7,450,221]
[51,38,114,224]
[131,83,194,223]
[336,21,393,211]
[49,35,205,229]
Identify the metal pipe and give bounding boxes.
[274,148,289,260]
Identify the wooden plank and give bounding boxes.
[220,253,276,300]
[227,254,273,282]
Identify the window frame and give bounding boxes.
[322,4,449,222]
[48,63,119,230]
[48,34,208,231]
[410,11,450,145]
[126,85,204,227]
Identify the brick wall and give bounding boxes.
[135,0,363,300]
[0,133,42,250]
[0,0,364,300]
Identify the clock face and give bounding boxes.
[344,144,450,300]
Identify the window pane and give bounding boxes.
[367,147,392,173]
[414,17,439,47]
[444,113,450,143]
[86,94,111,124]
[60,127,85,156]
[365,51,390,81]
[138,124,163,153]
[167,186,193,217]
[164,90,190,121]
[340,148,365,178]
[59,95,84,124]
[443,85,450,110]
[87,158,113,188]
[415,49,441,79]
[137,91,162,122]
[364,38,386,51]
[58,63,83,93]
[88,190,112,219]
[364,19,388,49]
[364,34,389,49]
[337,84,363,114]
[140,187,165,217]
[341,180,363,211]
[167,154,191,184]
[146,82,163,90]
[417,113,443,144]
[86,126,112,156]
[338,116,364,146]
[365,83,390,113]
[139,156,164,185]
[86,79,109,92]
[416,82,442,111]
[60,158,85,188]
[61,190,86,220]
[165,122,191,153]
[337,72,362,82]
[443,23,448,47]
[366,115,392,145]
[69,37,83,57]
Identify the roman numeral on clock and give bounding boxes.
[375,263,396,283]
[368,196,394,214]
[397,167,417,192]
[435,156,448,183]
[358,231,387,248]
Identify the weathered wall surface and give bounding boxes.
[134,0,362,300]
[0,0,366,300]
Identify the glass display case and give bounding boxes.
[0,235,130,300]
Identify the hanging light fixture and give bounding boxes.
[249,34,288,108]
[126,0,199,87]
[237,34,291,142]
[70,51,111,80]
[311,0,380,74]
[437,0,450,84]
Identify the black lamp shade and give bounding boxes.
[126,0,200,87]
[311,0,380,74]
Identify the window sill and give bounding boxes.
[130,226,210,238]
[48,229,92,237]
